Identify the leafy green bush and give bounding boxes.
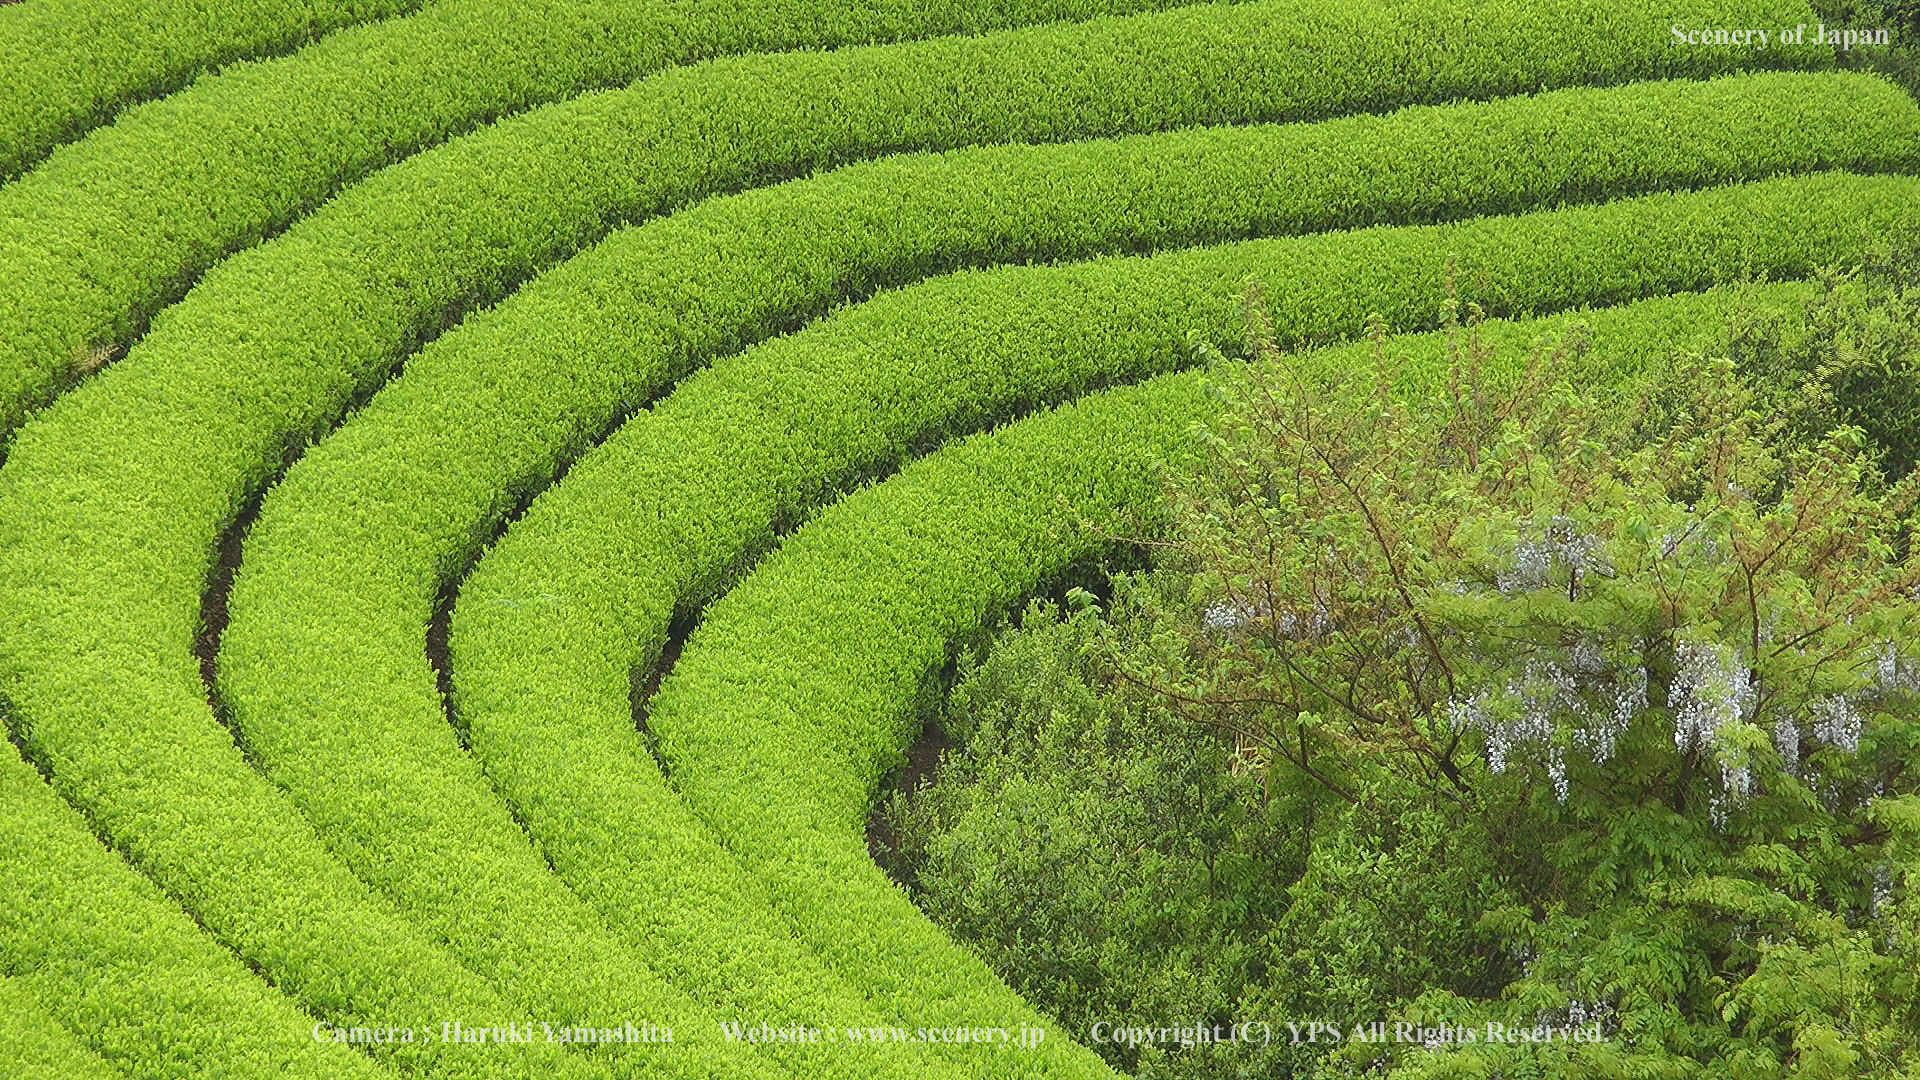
[1876,0,1920,32]
[880,598,1518,1080]
[1736,245,1920,481]
[1812,0,1920,104]
[1162,298,1920,1075]
[877,597,1307,1072]
[886,283,1920,1077]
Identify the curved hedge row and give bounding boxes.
[0,0,430,182]
[643,372,1214,1072]
[0,782,611,1080]
[0,0,1233,447]
[0,974,121,1080]
[214,80,1915,1057]
[0,0,1832,449]
[0,748,402,1080]
[216,71,1920,637]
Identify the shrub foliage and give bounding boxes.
[887,268,1920,1077]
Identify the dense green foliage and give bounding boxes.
[881,597,1516,1080]
[0,746,397,1079]
[0,0,428,181]
[0,974,123,1080]
[884,270,1920,1078]
[1737,248,1920,480]
[1817,0,1920,103]
[0,0,1838,448]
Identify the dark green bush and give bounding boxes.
[879,596,1308,1075]
[1735,244,1920,481]
[882,284,1920,1078]
[882,596,1519,1080]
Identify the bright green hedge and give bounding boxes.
[643,372,1214,1073]
[0,746,405,1080]
[0,0,1236,448]
[0,974,124,1080]
[0,0,1835,446]
[0,0,430,181]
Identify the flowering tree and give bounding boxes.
[1155,288,1919,823]
[1119,287,1920,1072]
